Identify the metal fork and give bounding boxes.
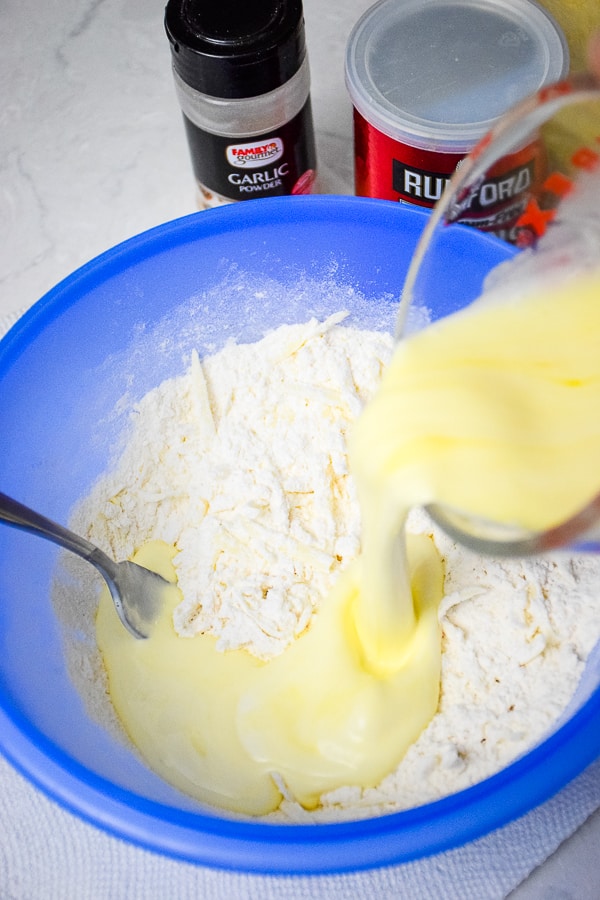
[0,491,169,638]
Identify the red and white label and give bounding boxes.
[352,109,546,242]
[226,138,284,169]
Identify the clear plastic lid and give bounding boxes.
[345,0,569,152]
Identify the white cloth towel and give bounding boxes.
[1,753,599,900]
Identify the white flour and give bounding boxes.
[74,310,600,822]
[78,312,394,659]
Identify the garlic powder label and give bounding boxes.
[226,138,284,168]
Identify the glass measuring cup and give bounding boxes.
[398,71,600,555]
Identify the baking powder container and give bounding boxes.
[345,0,568,238]
[165,0,317,209]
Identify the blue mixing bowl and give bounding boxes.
[1,196,598,874]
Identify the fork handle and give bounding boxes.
[0,490,115,572]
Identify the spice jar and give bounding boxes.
[345,0,568,241]
[165,0,317,209]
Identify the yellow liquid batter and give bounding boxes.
[354,273,600,533]
[97,533,442,814]
[97,271,600,816]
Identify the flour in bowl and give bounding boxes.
[73,310,600,821]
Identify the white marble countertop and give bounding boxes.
[0,1,599,897]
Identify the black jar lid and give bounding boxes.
[165,0,307,99]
